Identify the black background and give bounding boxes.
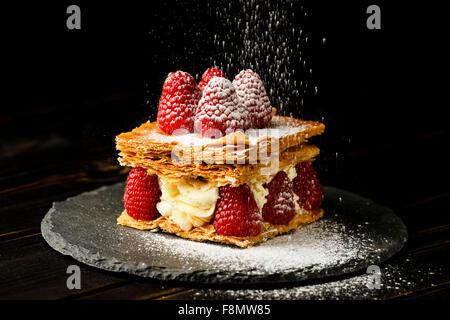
[1,0,449,301]
[2,0,448,208]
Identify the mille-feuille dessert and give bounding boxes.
[115,68,325,248]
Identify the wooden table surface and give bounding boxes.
[1,95,449,300]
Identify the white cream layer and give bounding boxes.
[156,164,299,231]
[156,176,219,231]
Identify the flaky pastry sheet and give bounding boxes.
[119,143,319,186]
[116,115,324,165]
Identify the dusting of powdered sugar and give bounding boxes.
[185,257,447,300]
[195,77,251,134]
[44,183,408,288]
[118,185,408,285]
[134,216,379,276]
[206,0,320,114]
[140,117,311,147]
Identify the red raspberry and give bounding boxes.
[157,71,201,135]
[232,69,272,129]
[194,77,251,137]
[262,171,297,225]
[124,167,161,221]
[292,162,323,210]
[213,184,262,237]
[198,67,227,91]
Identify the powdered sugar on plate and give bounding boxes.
[186,261,446,300]
[42,183,408,285]
[136,218,362,275]
[124,185,407,284]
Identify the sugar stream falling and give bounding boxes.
[146,0,321,120]
[206,0,318,115]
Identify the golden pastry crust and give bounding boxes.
[117,208,324,248]
[118,143,320,186]
[115,115,325,166]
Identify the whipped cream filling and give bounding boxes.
[156,163,301,231]
[284,165,298,180]
[248,164,298,212]
[248,182,269,211]
[156,176,219,231]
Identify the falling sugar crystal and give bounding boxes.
[206,0,319,116]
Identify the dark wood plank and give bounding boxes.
[74,284,188,300]
[0,157,129,235]
[0,234,183,300]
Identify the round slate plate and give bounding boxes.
[41,182,408,284]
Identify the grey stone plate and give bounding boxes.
[41,182,408,284]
